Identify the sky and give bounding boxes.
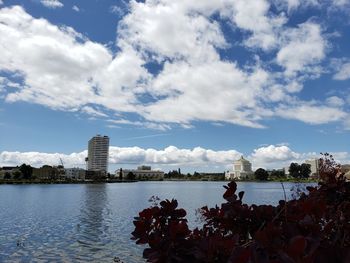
[0,0,349,173]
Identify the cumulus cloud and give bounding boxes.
[276,22,326,76]
[1,145,349,171]
[40,0,64,9]
[250,145,350,169]
[0,4,348,130]
[0,146,242,171]
[0,6,147,114]
[250,145,301,168]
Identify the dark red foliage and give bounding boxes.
[132,154,350,262]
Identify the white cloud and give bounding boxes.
[2,145,349,172]
[326,96,345,107]
[276,22,326,76]
[40,0,64,9]
[250,145,301,168]
[0,150,87,168]
[0,6,147,114]
[0,1,3,6]
[333,62,350,80]
[81,106,108,118]
[276,103,346,124]
[250,145,350,169]
[0,146,242,171]
[72,5,80,12]
[118,0,227,63]
[0,4,348,130]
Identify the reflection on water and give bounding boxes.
[75,184,113,261]
[0,181,315,262]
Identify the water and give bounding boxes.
[0,181,313,262]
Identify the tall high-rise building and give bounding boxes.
[87,135,109,173]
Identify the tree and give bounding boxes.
[270,169,285,178]
[13,171,22,179]
[126,172,135,180]
[300,163,311,178]
[254,168,269,180]
[19,163,33,179]
[119,168,123,180]
[289,162,301,178]
[4,172,11,180]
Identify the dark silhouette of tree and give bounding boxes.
[4,172,11,179]
[119,168,123,180]
[289,162,301,178]
[254,168,269,181]
[19,164,33,179]
[13,171,21,179]
[300,163,311,178]
[126,172,135,180]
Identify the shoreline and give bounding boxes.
[0,178,318,185]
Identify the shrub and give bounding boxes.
[132,154,350,262]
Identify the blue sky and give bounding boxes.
[0,0,349,172]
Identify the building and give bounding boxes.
[225,156,254,180]
[33,165,60,180]
[87,135,109,173]
[305,159,320,178]
[116,166,164,180]
[0,166,20,179]
[65,168,86,180]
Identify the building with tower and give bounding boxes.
[225,156,254,180]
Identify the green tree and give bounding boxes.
[270,170,285,178]
[300,163,311,178]
[19,164,33,179]
[254,168,269,181]
[4,172,11,179]
[13,171,22,179]
[126,172,135,180]
[289,163,301,178]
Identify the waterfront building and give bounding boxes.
[116,166,164,180]
[65,168,86,180]
[0,166,20,179]
[87,135,109,174]
[305,159,320,178]
[33,165,60,180]
[225,156,254,180]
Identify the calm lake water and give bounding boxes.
[0,181,313,262]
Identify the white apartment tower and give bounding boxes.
[88,135,110,172]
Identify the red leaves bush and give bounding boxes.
[132,155,350,262]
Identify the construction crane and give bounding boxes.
[59,157,64,168]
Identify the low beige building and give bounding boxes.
[65,168,86,180]
[0,166,20,179]
[116,166,164,180]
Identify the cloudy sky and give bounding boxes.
[0,0,349,172]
